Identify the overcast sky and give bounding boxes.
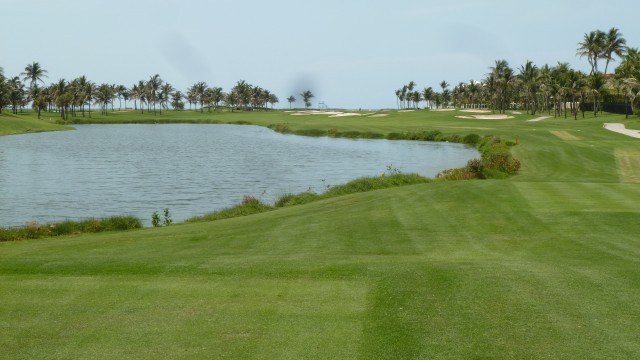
[2,0,639,109]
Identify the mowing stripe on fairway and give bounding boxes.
[615,148,640,183]
[550,130,581,141]
[514,182,640,213]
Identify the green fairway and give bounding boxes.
[2,109,640,358]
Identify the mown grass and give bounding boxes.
[2,108,640,359]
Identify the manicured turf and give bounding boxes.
[2,109,640,359]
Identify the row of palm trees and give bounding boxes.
[0,63,283,119]
[395,28,639,118]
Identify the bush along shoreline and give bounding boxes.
[0,216,142,242]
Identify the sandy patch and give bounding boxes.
[460,109,491,113]
[290,110,343,116]
[511,111,523,115]
[432,109,456,112]
[456,114,514,120]
[550,131,581,141]
[528,116,552,122]
[399,110,415,113]
[604,123,640,139]
[615,148,640,182]
[329,113,362,117]
[368,114,389,118]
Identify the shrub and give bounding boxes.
[462,134,481,146]
[385,132,406,140]
[275,192,321,207]
[187,195,273,223]
[0,216,142,242]
[294,128,326,137]
[268,123,292,133]
[327,128,339,137]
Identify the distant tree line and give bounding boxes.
[0,64,316,120]
[395,28,640,119]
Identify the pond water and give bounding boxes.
[0,124,477,227]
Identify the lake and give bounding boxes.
[0,124,478,227]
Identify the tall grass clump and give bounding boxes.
[437,136,520,180]
[0,216,142,242]
[186,195,273,223]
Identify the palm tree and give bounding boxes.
[577,30,605,75]
[147,74,162,114]
[171,91,185,110]
[616,47,640,79]
[300,90,314,109]
[20,62,48,90]
[602,27,627,76]
[159,83,174,112]
[115,85,128,110]
[210,87,224,111]
[268,93,279,109]
[287,95,296,109]
[587,73,607,117]
[622,77,639,118]
[192,82,207,112]
[422,87,434,109]
[519,60,540,114]
[0,70,9,114]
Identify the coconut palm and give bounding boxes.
[519,60,540,114]
[616,47,640,80]
[191,82,207,112]
[422,87,434,109]
[300,90,314,109]
[20,61,48,90]
[602,27,627,76]
[209,87,224,111]
[146,74,163,114]
[622,77,639,118]
[587,73,607,117]
[171,91,185,110]
[287,95,296,109]
[577,30,605,75]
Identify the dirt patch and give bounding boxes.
[550,131,581,141]
[615,148,640,183]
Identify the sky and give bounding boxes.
[2,0,639,109]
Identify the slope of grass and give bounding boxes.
[2,109,640,358]
[0,112,71,135]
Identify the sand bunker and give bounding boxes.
[460,109,491,113]
[368,114,389,118]
[432,109,456,112]
[398,110,415,113]
[456,114,514,120]
[604,123,640,139]
[290,110,344,116]
[528,116,551,122]
[329,113,362,117]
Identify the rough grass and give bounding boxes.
[2,109,640,359]
[614,148,640,182]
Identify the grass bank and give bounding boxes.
[2,109,640,358]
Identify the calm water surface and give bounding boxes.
[0,124,477,226]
